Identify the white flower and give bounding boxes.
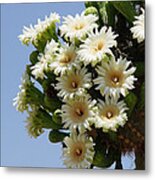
[44,39,59,57]
[55,67,92,100]
[94,56,137,98]
[19,12,60,45]
[49,45,80,75]
[59,12,98,41]
[35,12,60,31]
[61,95,96,133]
[130,8,145,43]
[31,54,48,79]
[13,73,31,112]
[94,96,128,132]
[18,25,37,45]
[63,133,95,168]
[78,27,118,66]
[31,39,59,79]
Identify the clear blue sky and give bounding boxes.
[0,2,134,169]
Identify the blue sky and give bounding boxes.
[0,2,85,168]
[0,2,134,169]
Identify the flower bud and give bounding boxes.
[84,6,98,16]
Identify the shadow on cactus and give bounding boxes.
[14,1,145,170]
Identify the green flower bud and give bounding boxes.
[84,6,98,16]
[103,53,113,63]
[52,109,62,125]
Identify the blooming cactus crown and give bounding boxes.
[14,1,145,169]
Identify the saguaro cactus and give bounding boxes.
[14,1,145,169]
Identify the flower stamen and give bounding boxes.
[74,23,85,30]
[75,108,84,117]
[111,76,119,85]
[106,111,113,119]
[60,56,71,64]
[75,148,83,157]
[71,81,78,89]
[95,41,104,51]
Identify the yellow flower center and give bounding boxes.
[74,23,85,30]
[60,51,76,65]
[75,148,83,157]
[111,76,120,85]
[75,108,84,117]
[97,41,104,51]
[71,143,86,162]
[106,111,113,119]
[69,101,89,123]
[93,41,104,52]
[106,70,124,88]
[101,105,119,121]
[65,74,82,92]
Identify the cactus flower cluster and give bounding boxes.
[14,1,145,169]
